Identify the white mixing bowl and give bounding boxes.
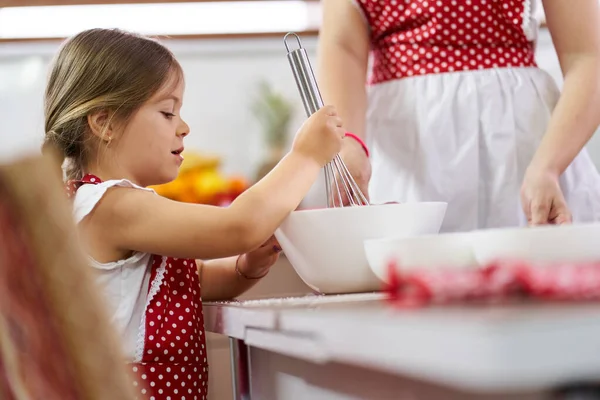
[364,231,477,282]
[274,202,447,294]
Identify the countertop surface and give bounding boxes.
[204,292,600,393]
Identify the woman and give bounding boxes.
[318,0,600,232]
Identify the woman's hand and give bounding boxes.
[518,0,600,227]
[236,236,282,279]
[520,167,572,226]
[329,138,372,206]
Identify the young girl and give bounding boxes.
[42,28,344,399]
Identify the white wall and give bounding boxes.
[1,30,600,176]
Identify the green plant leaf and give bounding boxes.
[250,80,294,148]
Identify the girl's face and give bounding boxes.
[112,74,189,187]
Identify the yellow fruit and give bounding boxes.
[179,151,221,175]
[178,191,200,204]
[228,176,248,197]
[151,177,191,201]
[191,171,228,204]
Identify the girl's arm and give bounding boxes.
[528,0,600,175]
[198,237,280,301]
[84,107,343,261]
[317,0,372,191]
[197,256,264,301]
[196,258,252,301]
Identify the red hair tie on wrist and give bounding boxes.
[344,132,370,158]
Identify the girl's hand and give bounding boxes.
[236,236,282,279]
[291,105,345,168]
[520,167,572,226]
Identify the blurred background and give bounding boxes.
[2,1,600,203]
[1,1,600,398]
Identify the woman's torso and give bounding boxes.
[354,1,600,231]
[353,0,539,83]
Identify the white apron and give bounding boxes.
[367,67,600,232]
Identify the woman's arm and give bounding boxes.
[318,0,372,196]
[528,0,600,175]
[318,0,370,139]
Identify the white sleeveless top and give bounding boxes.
[73,179,155,361]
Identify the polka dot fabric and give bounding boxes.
[65,174,99,198]
[130,255,208,400]
[69,175,209,400]
[354,0,537,83]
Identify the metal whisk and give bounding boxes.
[284,32,370,207]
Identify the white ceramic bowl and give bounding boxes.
[470,222,600,265]
[364,232,477,282]
[274,202,447,294]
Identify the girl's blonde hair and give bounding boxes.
[43,28,183,180]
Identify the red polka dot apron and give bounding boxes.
[68,174,209,400]
[354,0,537,83]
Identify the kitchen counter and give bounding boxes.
[204,293,600,400]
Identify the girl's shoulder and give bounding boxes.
[71,176,155,224]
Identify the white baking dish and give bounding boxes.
[470,222,600,265]
[364,231,477,282]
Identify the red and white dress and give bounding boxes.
[350,0,600,232]
[68,174,209,400]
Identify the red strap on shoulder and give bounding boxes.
[65,174,102,198]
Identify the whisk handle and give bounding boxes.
[284,32,324,117]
